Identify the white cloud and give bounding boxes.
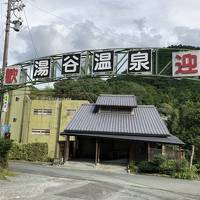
[9,19,164,64]
[0,0,200,65]
[173,26,200,46]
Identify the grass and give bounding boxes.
[0,168,15,180]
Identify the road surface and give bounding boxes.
[0,161,199,200]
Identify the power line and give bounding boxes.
[0,2,3,35]
[0,1,5,55]
[24,0,69,27]
[23,9,39,58]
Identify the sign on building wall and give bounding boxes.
[172,51,200,77]
[128,50,152,74]
[33,59,51,78]
[93,51,114,73]
[62,53,81,74]
[4,66,21,85]
[0,125,11,138]
[2,93,9,112]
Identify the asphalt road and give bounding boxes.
[1,161,200,200]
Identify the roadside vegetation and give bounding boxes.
[0,138,13,180]
[0,168,15,180]
[129,154,199,180]
[9,142,48,162]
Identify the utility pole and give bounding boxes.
[0,0,12,126]
[2,0,12,75]
[0,0,25,127]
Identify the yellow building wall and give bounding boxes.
[27,99,88,158]
[21,95,32,143]
[1,87,88,158]
[27,99,60,157]
[1,88,30,142]
[59,100,89,141]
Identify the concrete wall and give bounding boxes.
[59,100,88,141]
[27,99,60,157]
[26,99,88,158]
[1,88,30,142]
[1,88,88,158]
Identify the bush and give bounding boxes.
[171,165,198,180]
[138,154,167,173]
[138,161,158,173]
[175,159,187,171]
[0,138,12,168]
[171,159,198,180]
[0,167,15,180]
[194,164,200,175]
[8,142,23,160]
[160,159,177,175]
[129,161,138,173]
[160,159,189,176]
[137,154,199,180]
[9,142,48,162]
[152,154,166,165]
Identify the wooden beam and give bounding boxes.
[95,138,100,165]
[162,144,165,156]
[129,143,134,163]
[95,139,98,165]
[147,143,151,161]
[72,141,76,158]
[97,140,100,164]
[64,136,70,162]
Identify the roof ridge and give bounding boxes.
[82,104,155,107]
[137,105,155,107]
[99,94,135,97]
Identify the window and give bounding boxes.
[32,129,50,135]
[33,109,52,115]
[13,118,17,122]
[99,106,132,114]
[16,97,20,101]
[66,109,76,116]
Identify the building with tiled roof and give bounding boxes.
[61,94,184,165]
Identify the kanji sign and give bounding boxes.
[128,50,152,74]
[4,66,21,85]
[33,59,51,78]
[172,51,200,77]
[2,93,9,112]
[62,54,81,74]
[93,51,114,73]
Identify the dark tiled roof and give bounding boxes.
[64,104,170,137]
[61,132,184,145]
[96,94,137,107]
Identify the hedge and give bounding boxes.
[130,154,199,180]
[0,138,12,168]
[9,142,48,162]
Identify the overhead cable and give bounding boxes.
[23,10,39,58]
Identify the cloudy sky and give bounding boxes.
[1,0,200,66]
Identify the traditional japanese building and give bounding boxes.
[61,94,184,165]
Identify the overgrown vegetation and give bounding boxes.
[129,154,199,180]
[0,167,15,180]
[9,142,48,162]
[0,138,12,168]
[0,138,13,180]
